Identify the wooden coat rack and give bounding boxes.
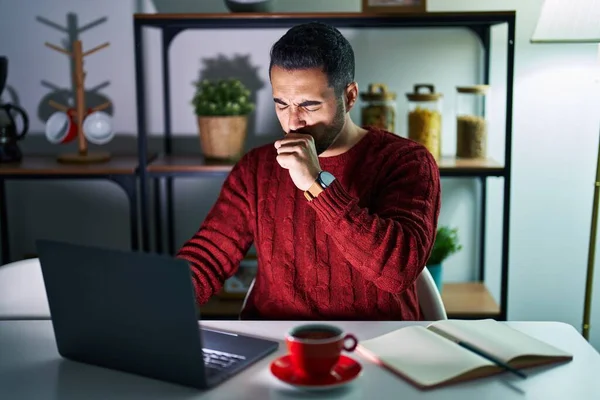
[46,39,112,163]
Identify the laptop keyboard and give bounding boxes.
[202,348,246,372]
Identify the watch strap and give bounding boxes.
[304,179,324,201]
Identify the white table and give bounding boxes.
[1,320,599,399]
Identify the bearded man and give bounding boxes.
[177,22,441,321]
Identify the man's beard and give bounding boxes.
[313,98,346,155]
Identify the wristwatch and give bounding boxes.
[304,171,336,201]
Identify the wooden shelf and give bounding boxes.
[147,155,233,175]
[441,282,500,318]
[198,282,501,320]
[0,155,141,176]
[199,296,244,318]
[438,157,504,177]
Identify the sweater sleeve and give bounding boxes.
[176,155,255,305]
[309,146,441,295]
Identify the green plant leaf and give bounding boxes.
[426,226,463,266]
[192,78,255,116]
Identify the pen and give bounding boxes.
[457,340,527,379]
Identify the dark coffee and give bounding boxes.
[293,329,338,340]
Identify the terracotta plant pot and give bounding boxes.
[197,115,248,161]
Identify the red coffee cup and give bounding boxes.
[285,324,358,379]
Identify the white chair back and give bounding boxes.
[0,258,50,320]
[240,267,447,320]
[416,267,448,320]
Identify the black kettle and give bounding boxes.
[0,103,29,163]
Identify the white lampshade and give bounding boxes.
[531,0,600,43]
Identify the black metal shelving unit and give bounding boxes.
[132,11,516,320]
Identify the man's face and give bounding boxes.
[270,66,347,155]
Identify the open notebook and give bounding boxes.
[356,319,573,390]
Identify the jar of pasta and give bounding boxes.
[406,84,443,161]
[360,83,397,133]
[456,85,490,159]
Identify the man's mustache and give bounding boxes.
[286,130,313,136]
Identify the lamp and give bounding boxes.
[531,0,600,341]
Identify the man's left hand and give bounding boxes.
[274,133,321,191]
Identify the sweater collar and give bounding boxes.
[318,127,378,169]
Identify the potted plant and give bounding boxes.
[191,78,255,161]
[426,226,462,292]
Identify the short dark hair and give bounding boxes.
[269,22,355,96]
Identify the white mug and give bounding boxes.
[83,111,114,145]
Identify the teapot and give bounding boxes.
[0,103,29,163]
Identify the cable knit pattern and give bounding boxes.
[177,127,441,321]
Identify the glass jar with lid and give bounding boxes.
[406,84,443,161]
[360,83,397,133]
[456,85,490,159]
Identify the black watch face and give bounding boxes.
[319,171,336,187]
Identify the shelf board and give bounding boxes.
[147,155,234,176]
[438,157,504,177]
[441,282,500,318]
[0,154,503,179]
[0,155,141,176]
[199,296,244,318]
[198,281,501,320]
[134,11,515,29]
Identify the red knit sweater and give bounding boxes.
[177,127,441,320]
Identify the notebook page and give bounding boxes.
[358,325,494,387]
[428,319,572,364]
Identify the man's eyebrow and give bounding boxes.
[273,98,322,107]
[298,100,322,107]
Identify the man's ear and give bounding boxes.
[344,82,359,112]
